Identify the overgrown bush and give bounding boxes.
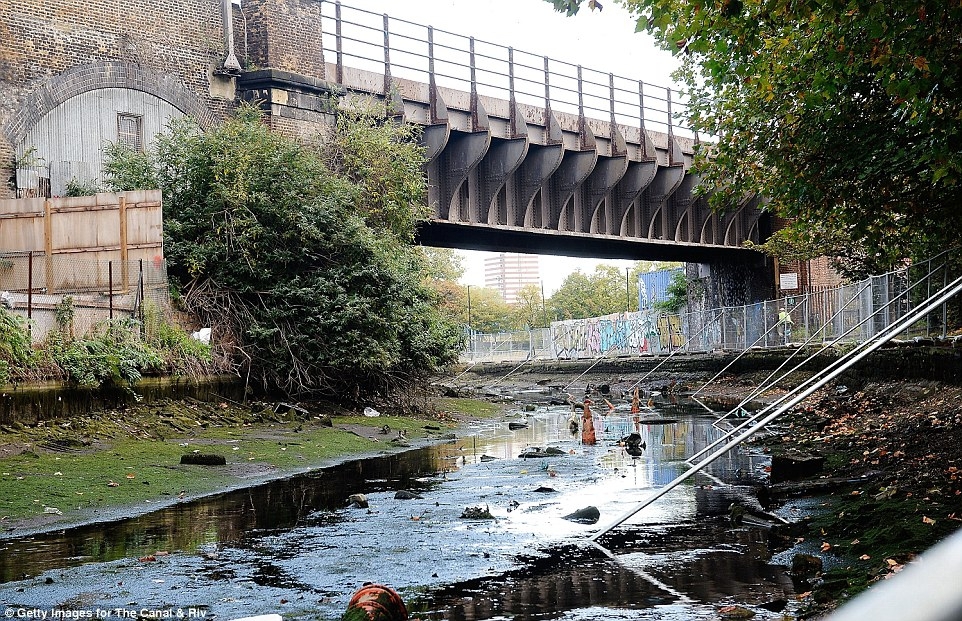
[0,309,33,385]
[103,102,462,402]
[48,319,163,390]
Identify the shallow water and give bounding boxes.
[0,401,795,620]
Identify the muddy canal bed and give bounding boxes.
[0,403,795,620]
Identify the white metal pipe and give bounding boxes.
[589,273,962,541]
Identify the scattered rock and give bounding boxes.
[533,486,556,493]
[460,505,495,520]
[562,506,600,524]
[480,454,498,462]
[717,605,755,619]
[770,451,825,483]
[394,490,423,500]
[180,453,227,466]
[791,553,823,577]
[508,421,529,430]
[347,493,369,509]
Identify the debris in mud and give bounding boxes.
[562,506,600,524]
[460,505,495,520]
[347,493,369,509]
[769,450,825,483]
[717,604,755,619]
[518,446,565,458]
[791,553,823,577]
[508,421,528,430]
[533,486,556,493]
[180,453,227,465]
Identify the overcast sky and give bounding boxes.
[336,0,681,294]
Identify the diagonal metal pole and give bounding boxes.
[685,266,943,465]
[590,273,962,541]
[699,279,873,425]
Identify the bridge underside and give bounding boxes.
[416,220,765,264]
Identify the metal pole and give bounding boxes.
[108,261,114,320]
[591,273,962,541]
[334,1,343,84]
[626,268,631,312]
[139,258,145,330]
[382,13,392,96]
[27,252,33,330]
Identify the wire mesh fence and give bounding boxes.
[462,258,955,363]
[0,251,170,341]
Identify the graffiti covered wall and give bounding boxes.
[550,310,684,359]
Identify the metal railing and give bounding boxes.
[461,258,954,363]
[320,1,694,141]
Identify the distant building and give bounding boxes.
[638,267,685,309]
[484,253,540,305]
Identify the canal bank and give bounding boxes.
[0,344,959,618]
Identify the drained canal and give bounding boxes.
[0,400,797,620]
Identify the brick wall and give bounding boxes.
[0,0,238,198]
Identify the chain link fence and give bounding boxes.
[462,258,955,363]
[0,251,170,341]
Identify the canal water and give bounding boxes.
[0,401,796,620]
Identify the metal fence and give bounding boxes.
[462,257,955,363]
[0,251,170,341]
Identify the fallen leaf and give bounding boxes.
[138,555,156,562]
[922,516,936,525]
[859,554,871,560]
[107,481,120,487]
[125,473,136,479]
[821,541,832,551]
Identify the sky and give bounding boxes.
[340,0,682,294]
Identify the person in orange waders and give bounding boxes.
[342,583,410,621]
[581,399,597,445]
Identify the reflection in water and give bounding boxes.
[0,402,792,620]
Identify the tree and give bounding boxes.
[103,103,462,403]
[549,265,630,320]
[548,0,962,275]
[465,287,515,333]
[512,284,549,329]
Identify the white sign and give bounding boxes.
[779,272,799,290]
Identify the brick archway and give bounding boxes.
[2,60,215,146]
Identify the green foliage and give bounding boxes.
[464,286,514,333]
[653,270,688,312]
[548,0,962,273]
[54,295,74,335]
[549,265,632,320]
[0,309,33,385]
[50,320,163,390]
[141,302,212,375]
[103,102,461,400]
[63,178,102,197]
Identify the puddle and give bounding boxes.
[0,401,794,619]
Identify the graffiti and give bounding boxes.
[550,310,676,359]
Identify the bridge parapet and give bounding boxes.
[314,1,767,269]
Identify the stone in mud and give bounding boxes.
[770,451,825,483]
[395,490,423,500]
[717,605,755,619]
[460,505,495,519]
[562,506,600,524]
[533,486,557,493]
[348,493,369,509]
[180,453,226,465]
[791,553,823,577]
